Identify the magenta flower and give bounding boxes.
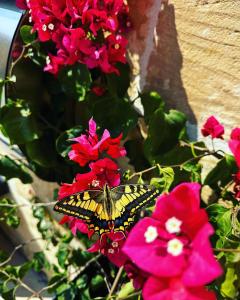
[122,183,222,286]
[68,118,126,167]
[143,276,216,300]
[88,231,127,267]
[16,0,131,74]
[68,118,110,167]
[16,0,28,9]
[229,127,240,167]
[89,158,120,188]
[201,116,224,139]
[59,215,89,236]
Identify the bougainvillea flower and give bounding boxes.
[88,231,127,267]
[91,86,106,96]
[152,183,208,239]
[44,53,66,75]
[122,183,222,284]
[229,127,240,167]
[230,127,240,141]
[68,118,110,166]
[201,116,224,139]
[16,0,131,74]
[89,158,120,188]
[69,118,126,166]
[58,171,98,199]
[143,276,216,300]
[16,0,28,9]
[124,263,148,290]
[59,215,89,236]
[101,133,127,158]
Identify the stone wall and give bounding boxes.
[128,0,240,140]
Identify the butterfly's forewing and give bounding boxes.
[54,190,103,221]
[110,184,160,232]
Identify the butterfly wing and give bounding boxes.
[109,184,160,232]
[54,190,104,221]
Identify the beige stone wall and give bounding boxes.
[128,0,240,139]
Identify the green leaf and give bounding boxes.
[0,99,41,144]
[182,162,201,182]
[6,214,20,228]
[141,91,165,124]
[59,64,92,101]
[76,274,88,290]
[117,281,135,299]
[106,63,130,98]
[33,206,45,219]
[0,155,32,183]
[47,274,64,293]
[144,108,186,160]
[204,154,237,187]
[0,198,20,228]
[216,210,232,237]
[150,167,174,192]
[17,261,32,279]
[56,126,83,158]
[1,286,18,300]
[32,252,50,272]
[25,136,58,167]
[20,25,37,44]
[57,244,69,268]
[89,94,138,137]
[221,267,237,298]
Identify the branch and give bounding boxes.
[8,40,38,77]
[107,266,124,300]
[0,201,57,208]
[37,254,101,295]
[214,248,240,253]
[0,270,43,300]
[129,151,215,180]
[0,238,43,267]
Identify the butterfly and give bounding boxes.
[54,184,160,236]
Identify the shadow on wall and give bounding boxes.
[144,3,198,140]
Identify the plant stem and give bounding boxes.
[0,201,57,208]
[107,266,124,299]
[129,151,216,180]
[214,248,240,253]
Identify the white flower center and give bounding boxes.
[46,56,51,65]
[167,238,183,256]
[114,43,120,50]
[42,24,47,31]
[144,226,158,243]
[29,16,32,23]
[48,23,54,30]
[108,248,114,254]
[165,217,182,234]
[112,241,118,248]
[92,180,100,187]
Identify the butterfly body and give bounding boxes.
[54,184,159,236]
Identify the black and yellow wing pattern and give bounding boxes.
[54,184,159,236]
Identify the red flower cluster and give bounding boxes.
[68,117,126,167]
[229,128,240,199]
[121,183,222,300]
[201,116,224,139]
[16,0,130,74]
[58,118,126,257]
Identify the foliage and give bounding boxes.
[0,2,239,299]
